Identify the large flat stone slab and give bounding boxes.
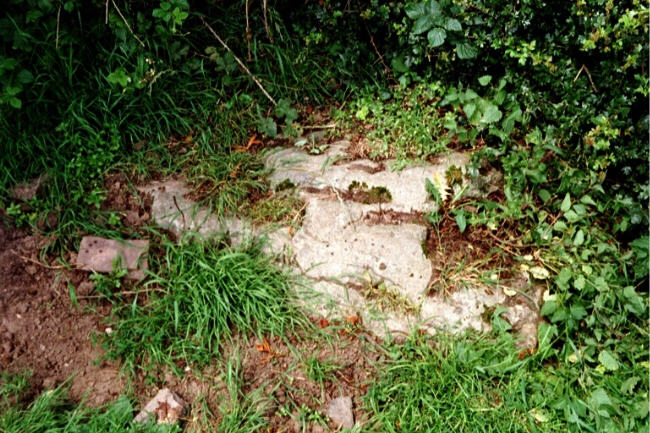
[76,237,149,280]
[292,198,431,304]
[138,179,250,243]
[136,143,539,345]
[266,144,470,213]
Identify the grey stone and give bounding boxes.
[292,198,431,304]
[134,388,188,425]
[420,287,505,333]
[137,146,526,341]
[9,174,49,201]
[265,144,471,213]
[137,179,251,244]
[76,237,149,280]
[324,396,354,429]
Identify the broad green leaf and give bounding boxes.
[444,17,462,31]
[540,300,557,316]
[456,42,478,59]
[405,2,427,18]
[0,57,18,72]
[623,286,645,315]
[413,15,435,34]
[538,189,551,203]
[573,274,585,290]
[481,104,502,124]
[621,377,639,395]
[590,388,613,410]
[560,193,571,212]
[427,27,446,47]
[573,229,584,246]
[257,117,277,137]
[598,350,619,371]
[478,75,492,86]
[391,56,409,73]
[9,97,21,109]
[106,67,129,87]
[17,69,33,84]
[580,194,597,206]
[455,210,467,233]
[463,102,477,120]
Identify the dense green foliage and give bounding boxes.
[1,0,647,431]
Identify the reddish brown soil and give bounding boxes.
[425,215,517,293]
[102,173,153,230]
[0,224,124,406]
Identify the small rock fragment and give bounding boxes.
[76,237,149,280]
[324,396,354,429]
[9,174,49,201]
[134,388,188,425]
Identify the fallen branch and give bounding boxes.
[111,0,145,47]
[11,250,67,270]
[262,0,273,42]
[200,16,277,106]
[573,64,598,93]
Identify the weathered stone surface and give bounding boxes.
[324,396,354,429]
[420,287,505,333]
[502,278,544,350]
[76,237,148,280]
[9,174,49,201]
[137,142,539,344]
[134,388,188,425]
[266,143,470,213]
[138,179,251,243]
[292,198,431,303]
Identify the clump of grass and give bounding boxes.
[185,146,267,217]
[104,238,308,373]
[304,357,340,390]
[246,192,304,227]
[0,375,172,433]
[364,332,566,432]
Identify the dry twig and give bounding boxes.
[111,0,145,47]
[200,16,277,106]
[11,250,67,270]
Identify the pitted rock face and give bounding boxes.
[139,140,540,343]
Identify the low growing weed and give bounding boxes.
[104,238,308,374]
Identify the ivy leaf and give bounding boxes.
[598,350,619,371]
[478,75,492,86]
[413,15,435,34]
[17,69,33,84]
[257,117,277,138]
[481,104,502,124]
[427,28,446,47]
[444,17,462,31]
[456,43,478,59]
[560,193,571,212]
